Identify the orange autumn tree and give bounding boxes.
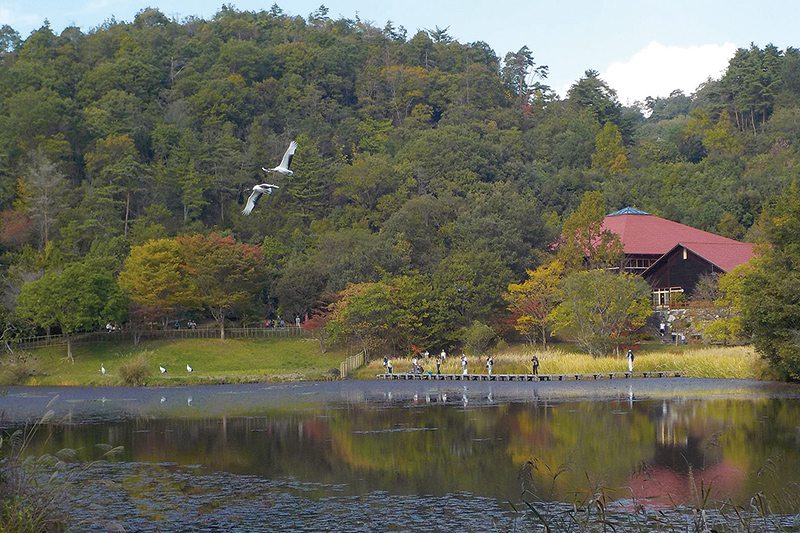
[177,233,267,340]
[119,238,200,343]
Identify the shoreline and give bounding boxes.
[2,377,799,423]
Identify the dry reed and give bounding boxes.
[361,345,763,379]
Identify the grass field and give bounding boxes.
[1,338,772,386]
[1,337,347,386]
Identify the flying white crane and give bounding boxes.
[241,140,297,216]
[241,183,280,215]
[262,140,297,176]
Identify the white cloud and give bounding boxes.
[602,41,737,105]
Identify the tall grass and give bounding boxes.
[359,345,765,380]
[513,458,800,532]
[0,399,124,532]
[497,345,762,379]
[117,351,152,386]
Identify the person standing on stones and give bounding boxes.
[627,349,634,372]
[531,355,539,376]
[486,355,494,377]
[461,353,468,375]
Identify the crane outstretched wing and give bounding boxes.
[278,140,298,171]
[241,189,262,215]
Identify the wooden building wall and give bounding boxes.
[642,247,722,296]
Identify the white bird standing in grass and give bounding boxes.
[101,364,106,375]
[241,183,280,215]
[186,364,193,373]
[160,365,166,374]
[262,140,297,177]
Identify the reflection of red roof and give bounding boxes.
[629,460,745,507]
[602,211,756,272]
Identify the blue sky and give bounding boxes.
[2,0,799,104]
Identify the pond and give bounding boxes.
[2,378,800,532]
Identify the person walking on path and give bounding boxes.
[486,355,494,377]
[461,353,468,375]
[627,349,634,372]
[531,355,539,375]
[387,358,393,374]
[436,355,442,375]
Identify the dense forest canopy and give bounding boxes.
[1,6,799,354]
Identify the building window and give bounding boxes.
[652,287,685,309]
[625,258,652,270]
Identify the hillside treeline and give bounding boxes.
[1,6,799,354]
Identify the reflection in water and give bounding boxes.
[15,388,800,506]
[4,380,800,529]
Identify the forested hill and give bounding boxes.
[0,6,798,341]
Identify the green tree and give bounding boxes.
[430,249,513,336]
[327,281,400,358]
[16,260,128,361]
[721,44,782,133]
[462,320,495,356]
[84,134,147,238]
[567,69,622,127]
[690,267,748,345]
[0,24,21,54]
[551,270,652,356]
[591,122,628,175]
[501,46,548,107]
[701,111,743,158]
[742,182,800,380]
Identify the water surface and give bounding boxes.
[3,379,800,531]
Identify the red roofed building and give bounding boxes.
[602,208,756,308]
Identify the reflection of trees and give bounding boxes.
[506,402,655,498]
[640,398,800,507]
[17,396,800,509]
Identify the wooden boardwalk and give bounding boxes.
[376,371,682,382]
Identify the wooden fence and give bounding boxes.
[13,326,307,350]
[339,350,366,378]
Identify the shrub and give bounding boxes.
[118,352,152,386]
